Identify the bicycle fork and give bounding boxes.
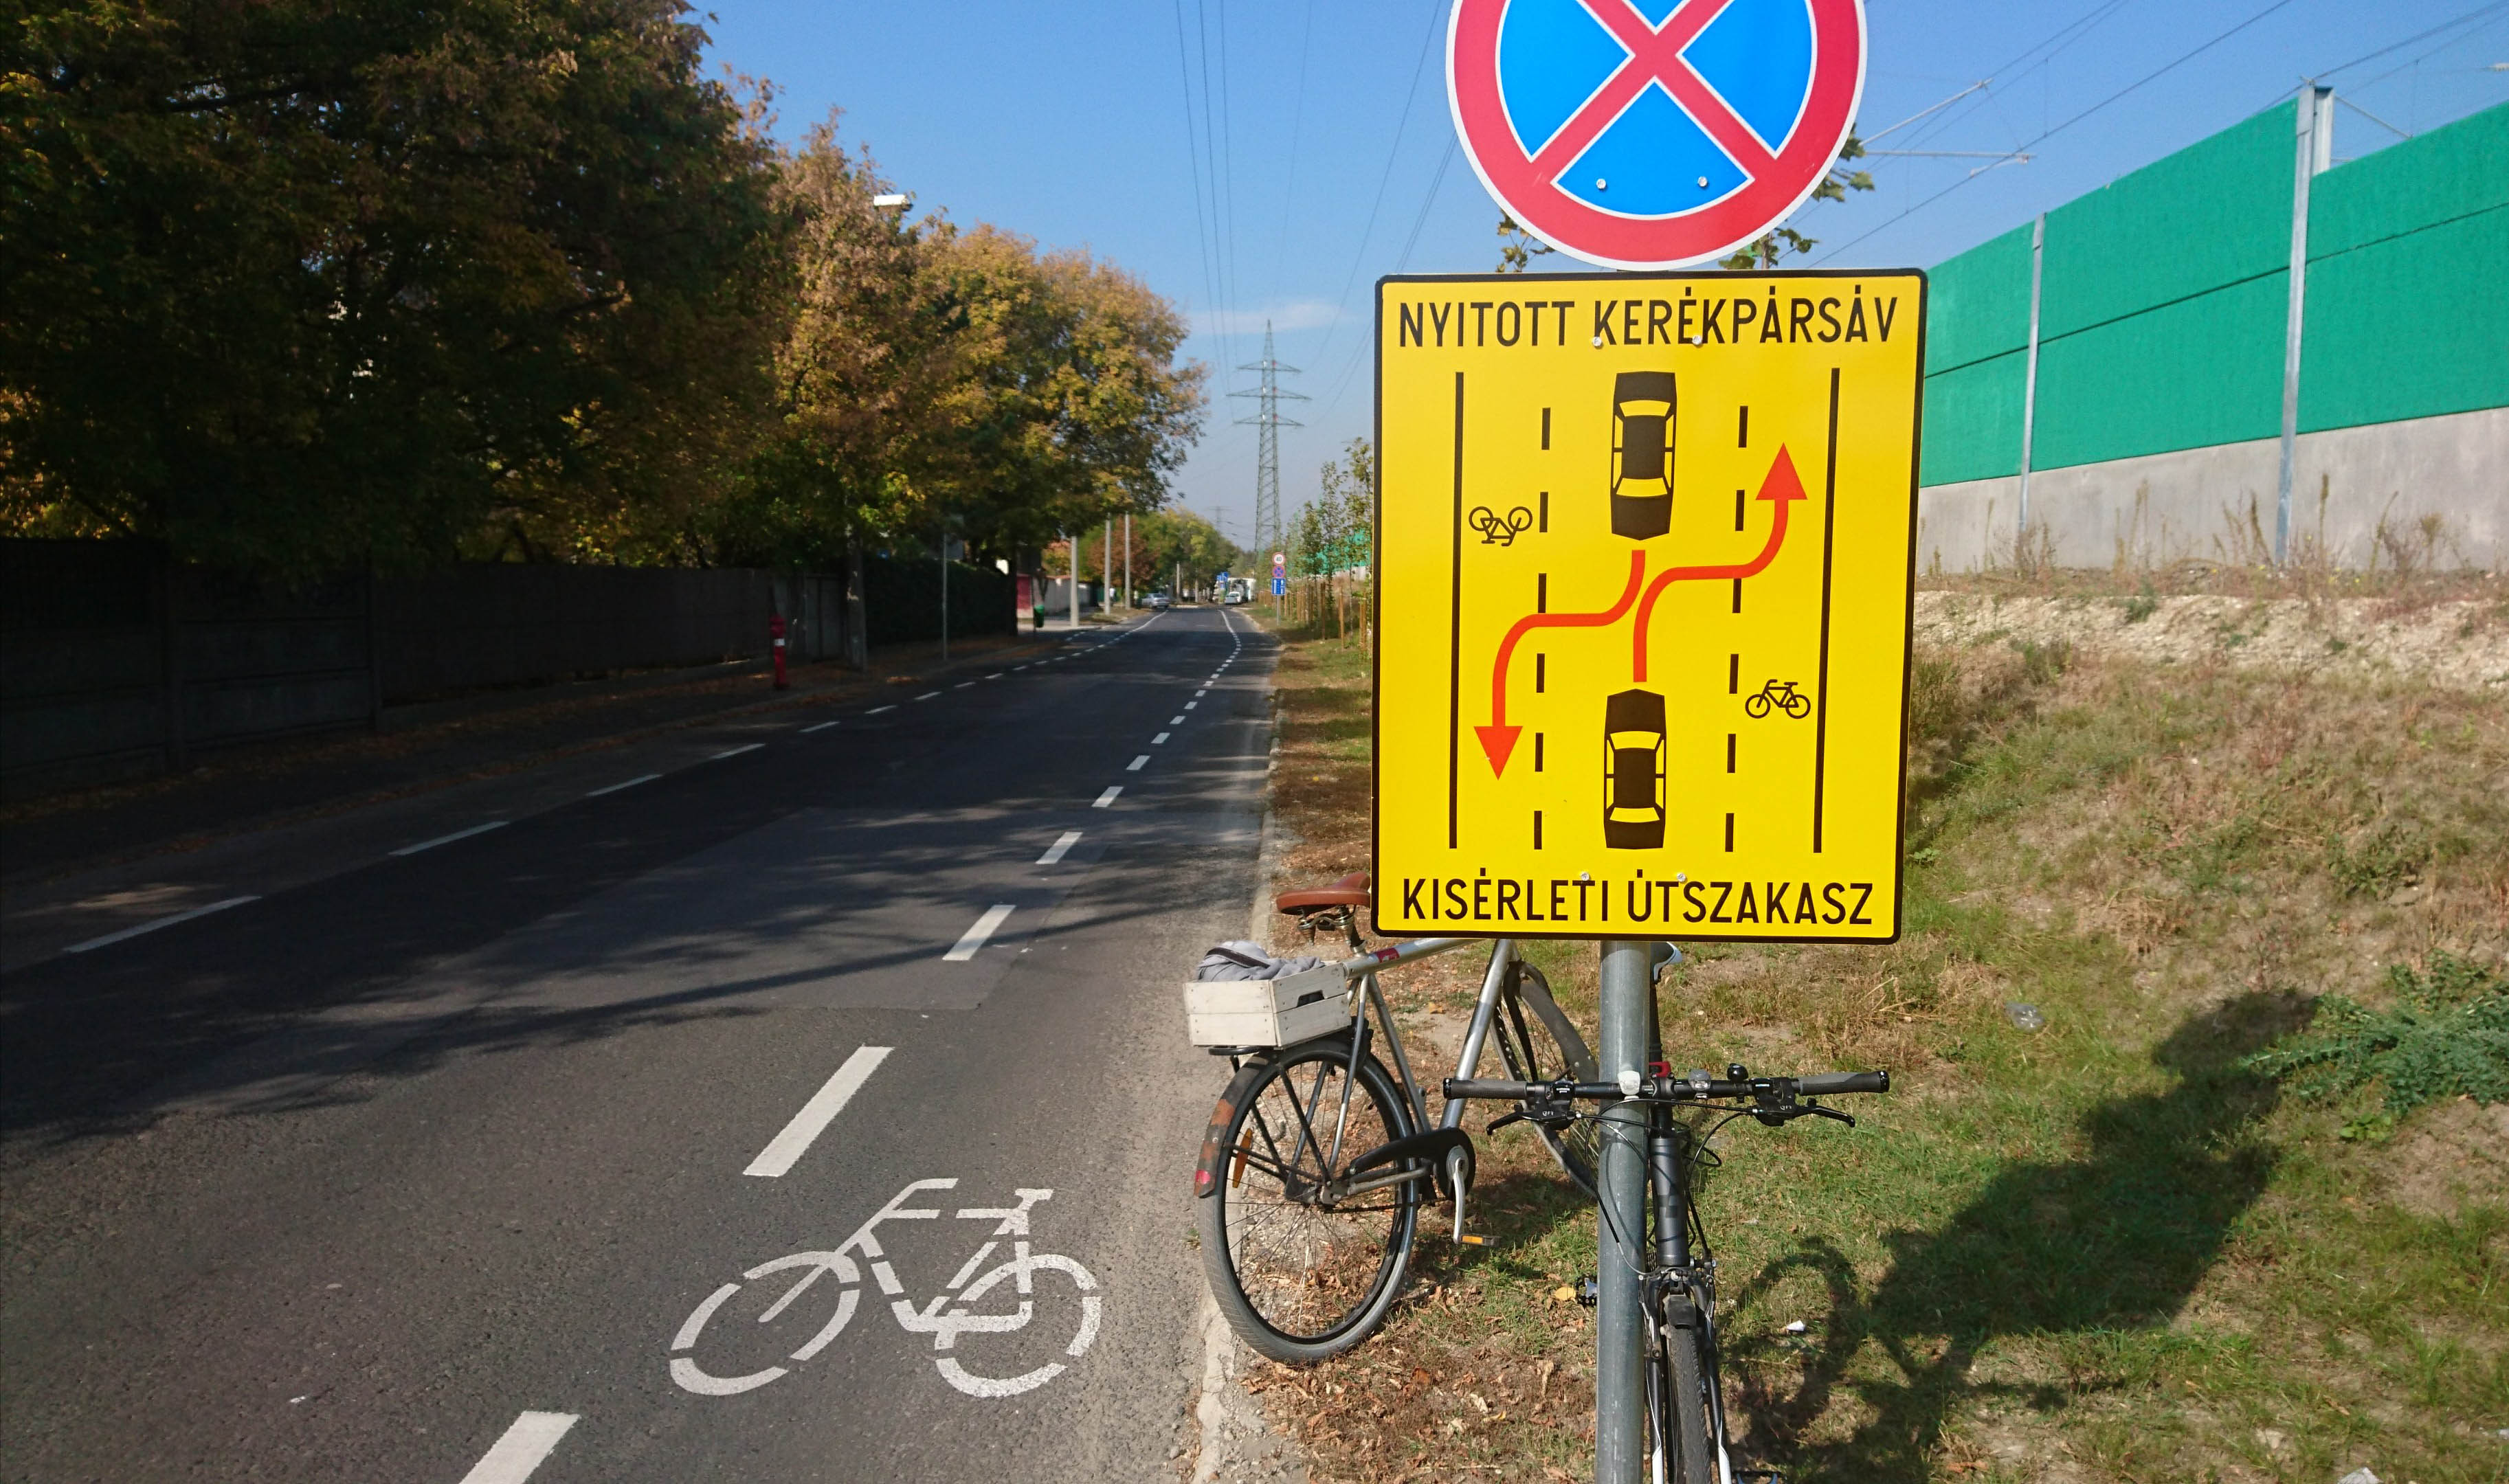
[1647,1114,1735,1484]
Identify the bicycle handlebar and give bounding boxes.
[1442,1069,1889,1103]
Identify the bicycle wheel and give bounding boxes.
[1783,691,1811,719]
[1743,692,1772,719]
[1196,1042,1420,1363]
[1650,1292,1718,1483]
[1491,963,1602,1196]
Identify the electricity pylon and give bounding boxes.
[1230,323,1305,562]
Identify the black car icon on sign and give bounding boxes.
[1609,371,1676,539]
[1603,688,1667,850]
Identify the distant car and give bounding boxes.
[1603,688,1667,850]
[1610,370,1677,539]
[1145,592,1173,609]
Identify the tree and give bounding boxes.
[1,0,783,576]
[1290,437,1374,636]
[915,226,1205,558]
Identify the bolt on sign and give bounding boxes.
[1370,269,1924,943]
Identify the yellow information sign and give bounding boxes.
[1371,269,1926,943]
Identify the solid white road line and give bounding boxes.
[1126,755,1150,772]
[63,895,259,955]
[915,691,941,700]
[1152,732,1170,744]
[801,720,840,733]
[1093,787,1122,807]
[456,1411,578,1484]
[743,1046,893,1178]
[711,743,763,760]
[586,773,662,798]
[390,822,507,857]
[866,704,897,715]
[1036,830,1083,865]
[944,905,1016,962]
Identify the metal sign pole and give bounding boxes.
[1594,938,1651,1483]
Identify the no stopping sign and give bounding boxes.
[1448,0,1866,269]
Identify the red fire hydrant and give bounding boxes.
[769,613,789,690]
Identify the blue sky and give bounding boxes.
[699,0,2507,550]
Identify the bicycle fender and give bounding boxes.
[1348,1127,1474,1202]
[1194,1088,1242,1199]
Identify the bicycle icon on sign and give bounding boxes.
[1467,504,1534,546]
[1743,678,1813,720]
[669,1179,1102,1399]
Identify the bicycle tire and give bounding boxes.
[1782,693,1811,719]
[1743,693,1771,719]
[1491,963,1601,1196]
[1196,1043,1420,1363]
[1651,1297,1718,1483]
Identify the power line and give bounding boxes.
[1269,0,1318,302]
[2311,0,2509,83]
[1302,1,1447,394]
[1316,133,1458,421]
[1170,0,1225,374]
[1813,0,2304,264]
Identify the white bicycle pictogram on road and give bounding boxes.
[669,1178,1102,1399]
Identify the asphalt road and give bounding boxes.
[1,607,1269,1483]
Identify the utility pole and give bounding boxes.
[1230,322,1306,564]
[1123,513,1132,610]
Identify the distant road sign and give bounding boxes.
[1447,0,1866,269]
[1273,578,1287,596]
[1371,269,1923,942]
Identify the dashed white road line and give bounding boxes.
[944,904,1016,962]
[915,691,942,701]
[456,1410,578,1484]
[866,704,897,715]
[1194,689,1207,697]
[1126,754,1150,772]
[711,743,763,760]
[586,773,661,798]
[987,673,1005,679]
[1036,830,1083,865]
[1170,715,1186,724]
[800,720,840,733]
[1184,701,1198,710]
[63,895,259,954]
[743,1046,893,1178]
[1152,732,1171,744]
[955,682,975,688]
[1093,787,1122,807]
[390,821,507,857]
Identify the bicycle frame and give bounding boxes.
[1284,934,1532,1239]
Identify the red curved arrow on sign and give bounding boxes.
[1630,445,1809,682]
[1477,550,1647,777]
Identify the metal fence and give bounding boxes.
[1,544,1021,797]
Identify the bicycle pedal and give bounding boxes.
[1455,1232,1488,1246]
[1574,1276,1598,1308]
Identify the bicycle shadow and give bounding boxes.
[1724,989,2308,1481]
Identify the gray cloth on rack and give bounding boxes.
[1194,941,1329,981]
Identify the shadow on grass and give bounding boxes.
[1728,989,2309,1481]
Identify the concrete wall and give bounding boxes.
[1916,405,2506,574]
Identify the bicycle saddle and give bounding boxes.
[1274,871,1369,915]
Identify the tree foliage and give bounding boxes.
[3,0,783,574]
[1,4,1204,578]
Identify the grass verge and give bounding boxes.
[1253,611,2508,1483]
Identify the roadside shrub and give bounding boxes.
[2242,954,2509,1118]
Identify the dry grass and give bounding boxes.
[1249,612,2509,1483]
